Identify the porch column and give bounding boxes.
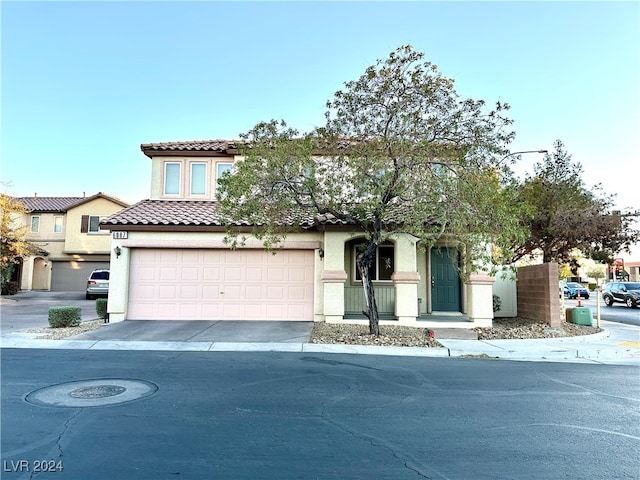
[107,242,129,323]
[466,273,495,327]
[321,232,348,323]
[392,234,420,325]
[20,256,35,290]
[321,270,348,323]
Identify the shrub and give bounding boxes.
[492,294,502,313]
[48,306,81,328]
[1,281,19,295]
[95,298,108,319]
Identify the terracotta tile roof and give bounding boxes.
[102,200,317,228]
[102,200,225,227]
[16,193,129,213]
[17,197,86,212]
[140,137,367,158]
[140,140,243,158]
[101,199,425,231]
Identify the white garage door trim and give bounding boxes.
[127,248,315,321]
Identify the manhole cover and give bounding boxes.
[69,385,127,398]
[26,379,157,408]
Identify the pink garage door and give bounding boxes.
[127,249,315,321]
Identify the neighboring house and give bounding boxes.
[626,262,640,282]
[13,193,129,292]
[102,140,495,328]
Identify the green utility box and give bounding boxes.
[566,306,593,326]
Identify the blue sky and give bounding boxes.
[2,1,639,211]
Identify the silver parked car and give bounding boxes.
[86,269,109,300]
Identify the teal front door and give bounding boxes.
[431,247,461,312]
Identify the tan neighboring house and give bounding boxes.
[101,140,496,328]
[14,193,129,292]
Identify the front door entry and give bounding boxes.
[431,247,460,312]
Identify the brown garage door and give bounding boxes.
[127,249,315,321]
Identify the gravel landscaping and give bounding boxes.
[310,317,602,347]
[475,317,601,340]
[27,320,106,340]
[311,323,443,347]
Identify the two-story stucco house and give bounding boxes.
[101,140,496,328]
[13,193,129,292]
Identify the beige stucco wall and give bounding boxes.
[149,155,243,200]
[106,227,494,328]
[65,198,124,253]
[416,250,429,315]
[20,212,66,258]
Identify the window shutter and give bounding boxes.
[81,215,89,233]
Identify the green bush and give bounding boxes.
[492,294,502,313]
[48,306,81,328]
[96,298,108,319]
[1,281,19,295]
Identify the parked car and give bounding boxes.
[86,269,109,300]
[602,282,640,308]
[560,281,590,299]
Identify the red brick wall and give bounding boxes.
[516,263,561,327]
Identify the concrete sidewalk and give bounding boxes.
[440,320,640,364]
[1,318,639,365]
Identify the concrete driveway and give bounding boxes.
[0,291,313,343]
[73,320,313,343]
[1,291,98,332]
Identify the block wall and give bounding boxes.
[516,263,561,327]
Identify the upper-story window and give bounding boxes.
[89,216,101,233]
[217,162,232,180]
[155,159,236,199]
[81,215,106,234]
[164,162,182,195]
[54,216,63,233]
[30,216,40,233]
[214,162,233,198]
[190,163,207,196]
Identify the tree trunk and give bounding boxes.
[356,242,380,336]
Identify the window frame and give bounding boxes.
[163,161,182,196]
[88,215,105,234]
[352,243,395,283]
[214,162,233,197]
[189,162,208,196]
[53,216,63,233]
[30,215,40,233]
[216,162,233,181]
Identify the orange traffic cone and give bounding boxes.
[577,291,582,307]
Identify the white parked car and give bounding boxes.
[86,269,109,300]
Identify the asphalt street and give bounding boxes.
[2,348,639,480]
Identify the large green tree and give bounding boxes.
[218,45,525,335]
[507,139,639,270]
